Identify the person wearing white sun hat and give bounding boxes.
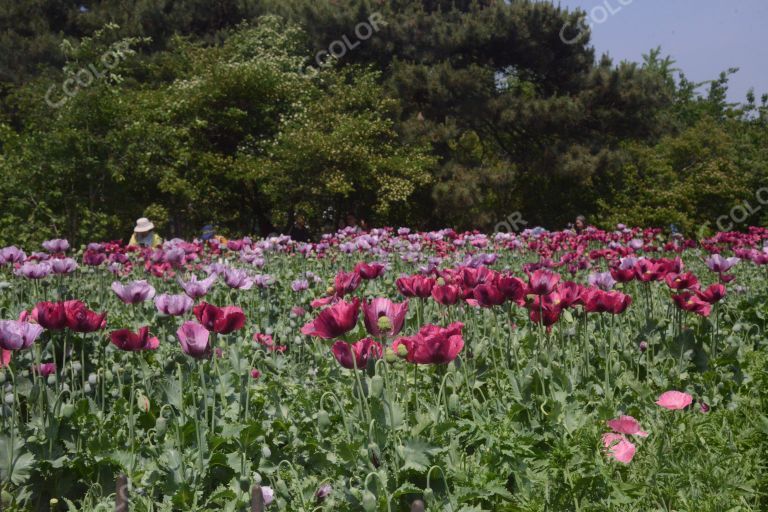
[128,217,163,248]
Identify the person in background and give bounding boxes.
[574,215,586,234]
[287,215,311,242]
[345,212,359,230]
[200,224,227,244]
[128,217,163,248]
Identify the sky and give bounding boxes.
[550,0,768,103]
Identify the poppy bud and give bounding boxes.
[376,315,392,332]
[318,409,331,431]
[155,417,167,437]
[424,487,434,502]
[276,479,289,495]
[262,445,272,458]
[384,348,398,363]
[61,403,75,418]
[370,375,384,397]
[362,490,377,511]
[396,344,408,358]
[0,372,5,384]
[639,341,648,352]
[448,393,460,412]
[137,395,150,413]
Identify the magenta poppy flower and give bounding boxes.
[110,326,159,352]
[671,292,711,317]
[468,283,505,308]
[664,272,699,290]
[253,333,286,352]
[656,390,693,410]
[111,280,156,304]
[695,284,726,304]
[331,338,382,370]
[301,298,360,339]
[527,269,560,295]
[33,362,57,377]
[583,289,632,314]
[396,275,435,298]
[32,301,68,330]
[0,349,10,367]
[333,270,361,297]
[193,302,246,334]
[176,321,211,359]
[362,298,408,337]
[392,322,464,365]
[497,275,527,304]
[63,300,107,333]
[431,284,461,305]
[154,293,194,316]
[0,320,45,351]
[83,250,106,266]
[354,262,386,280]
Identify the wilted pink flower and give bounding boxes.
[655,390,693,410]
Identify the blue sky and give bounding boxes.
[550,0,768,103]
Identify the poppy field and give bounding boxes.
[1,227,768,511]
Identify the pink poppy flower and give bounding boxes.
[656,390,693,410]
[606,415,649,437]
[602,433,636,464]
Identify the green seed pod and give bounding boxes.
[61,403,75,418]
[370,375,384,397]
[424,487,434,503]
[261,445,272,459]
[448,393,460,412]
[384,348,398,363]
[317,409,331,431]
[27,435,38,443]
[376,315,392,332]
[396,344,408,358]
[155,417,167,437]
[362,491,377,512]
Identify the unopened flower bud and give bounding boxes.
[639,341,648,352]
[384,347,397,363]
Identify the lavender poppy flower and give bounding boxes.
[223,268,254,290]
[628,239,644,251]
[42,238,70,253]
[291,279,309,292]
[253,274,275,288]
[706,254,740,273]
[0,320,44,351]
[15,262,52,279]
[154,293,194,316]
[588,271,617,291]
[0,246,26,265]
[111,280,156,304]
[51,258,78,274]
[179,274,217,299]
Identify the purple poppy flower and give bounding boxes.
[0,320,44,351]
[51,258,78,274]
[179,274,217,299]
[588,271,617,291]
[223,268,254,290]
[164,248,186,267]
[628,239,644,251]
[154,293,194,316]
[111,280,156,304]
[706,254,740,273]
[42,238,70,253]
[15,262,52,279]
[291,279,309,292]
[253,274,275,288]
[0,246,26,265]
